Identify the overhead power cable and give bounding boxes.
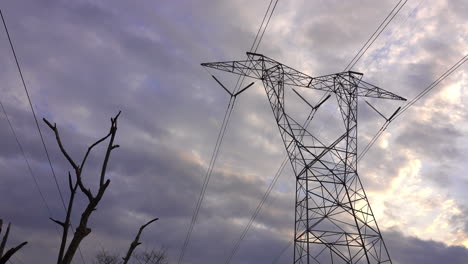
[395,55,467,119]
[234,0,279,93]
[0,100,53,217]
[0,9,87,264]
[223,90,327,264]
[358,54,467,161]
[223,154,288,264]
[346,0,432,162]
[0,9,68,212]
[254,0,278,53]
[357,126,386,162]
[177,96,235,264]
[384,0,426,45]
[344,0,408,71]
[272,239,293,264]
[177,2,278,263]
[221,2,288,263]
[11,255,25,264]
[0,89,74,264]
[343,0,410,163]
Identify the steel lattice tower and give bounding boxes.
[202,52,406,264]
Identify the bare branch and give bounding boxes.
[76,169,94,202]
[122,218,158,264]
[0,242,28,264]
[99,111,121,187]
[0,221,27,264]
[68,172,74,192]
[43,118,79,170]
[80,131,113,170]
[140,218,158,231]
[43,118,96,201]
[50,218,65,228]
[0,222,10,257]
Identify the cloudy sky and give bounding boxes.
[0,0,467,263]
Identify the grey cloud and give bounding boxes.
[0,0,467,263]
[396,114,463,162]
[385,229,468,264]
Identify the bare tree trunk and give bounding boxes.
[50,172,79,264]
[44,111,121,264]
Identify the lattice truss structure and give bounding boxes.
[202,52,406,264]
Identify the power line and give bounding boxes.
[1,101,84,263]
[178,2,279,263]
[0,100,53,217]
[396,54,467,118]
[0,9,87,264]
[177,96,235,264]
[345,0,411,158]
[0,100,62,263]
[224,155,288,264]
[12,254,25,264]
[343,0,410,163]
[358,126,386,162]
[0,9,68,211]
[215,1,283,263]
[344,0,408,71]
[272,239,292,264]
[354,0,429,163]
[0,96,77,263]
[346,0,429,161]
[223,91,328,264]
[383,0,426,46]
[249,0,274,54]
[234,0,278,94]
[254,0,278,53]
[358,54,467,161]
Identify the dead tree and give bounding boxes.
[43,111,121,264]
[95,246,166,264]
[0,219,28,264]
[92,218,159,264]
[133,248,168,264]
[122,218,158,264]
[94,249,120,264]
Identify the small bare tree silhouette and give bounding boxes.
[0,219,27,264]
[44,111,157,264]
[95,247,168,264]
[122,218,158,264]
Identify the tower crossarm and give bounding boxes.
[202,52,407,101]
[201,59,265,80]
[334,73,407,101]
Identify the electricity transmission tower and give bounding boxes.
[202,52,406,264]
